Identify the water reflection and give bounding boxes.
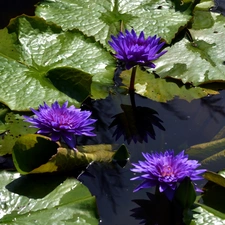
[79,90,225,225]
[109,91,165,144]
[131,192,185,225]
[200,95,225,122]
[79,162,127,216]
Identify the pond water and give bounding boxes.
[78,89,225,225]
[1,1,225,224]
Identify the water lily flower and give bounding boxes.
[131,150,206,200]
[108,29,167,70]
[24,101,97,149]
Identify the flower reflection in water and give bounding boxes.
[109,104,165,144]
[130,192,185,225]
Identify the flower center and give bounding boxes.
[161,165,174,177]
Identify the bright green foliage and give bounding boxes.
[12,134,129,174]
[156,7,225,86]
[0,15,115,110]
[192,204,225,225]
[0,171,98,225]
[35,0,192,47]
[120,67,218,102]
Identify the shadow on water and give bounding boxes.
[79,89,225,225]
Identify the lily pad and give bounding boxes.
[0,15,115,110]
[0,113,37,156]
[204,170,225,188]
[155,4,225,86]
[35,0,192,47]
[192,204,225,225]
[120,67,218,102]
[0,171,98,225]
[12,134,129,174]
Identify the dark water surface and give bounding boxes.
[79,90,225,225]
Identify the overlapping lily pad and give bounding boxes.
[0,15,115,111]
[156,2,225,86]
[0,171,98,224]
[35,0,193,47]
[12,134,129,174]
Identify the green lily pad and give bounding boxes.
[202,176,225,214]
[186,137,225,161]
[204,171,225,188]
[120,67,218,102]
[12,134,129,174]
[155,4,225,86]
[35,0,192,47]
[0,113,37,156]
[0,171,98,225]
[0,15,115,110]
[192,205,225,224]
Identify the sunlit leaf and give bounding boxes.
[0,15,115,110]
[0,171,98,225]
[120,67,218,102]
[192,204,225,224]
[155,4,225,86]
[35,0,193,47]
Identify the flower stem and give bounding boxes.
[129,66,137,92]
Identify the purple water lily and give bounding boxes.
[24,101,96,149]
[131,150,206,200]
[108,29,167,70]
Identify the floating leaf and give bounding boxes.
[201,150,225,171]
[35,0,192,47]
[186,137,225,161]
[0,15,115,110]
[203,170,225,188]
[156,4,225,86]
[120,67,218,102]
[12,134,129,174]
[0,171,98,225]
[192,204,225,224]
[112,144,129,167]
[0,113,37,156]
[202,178,225,213]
